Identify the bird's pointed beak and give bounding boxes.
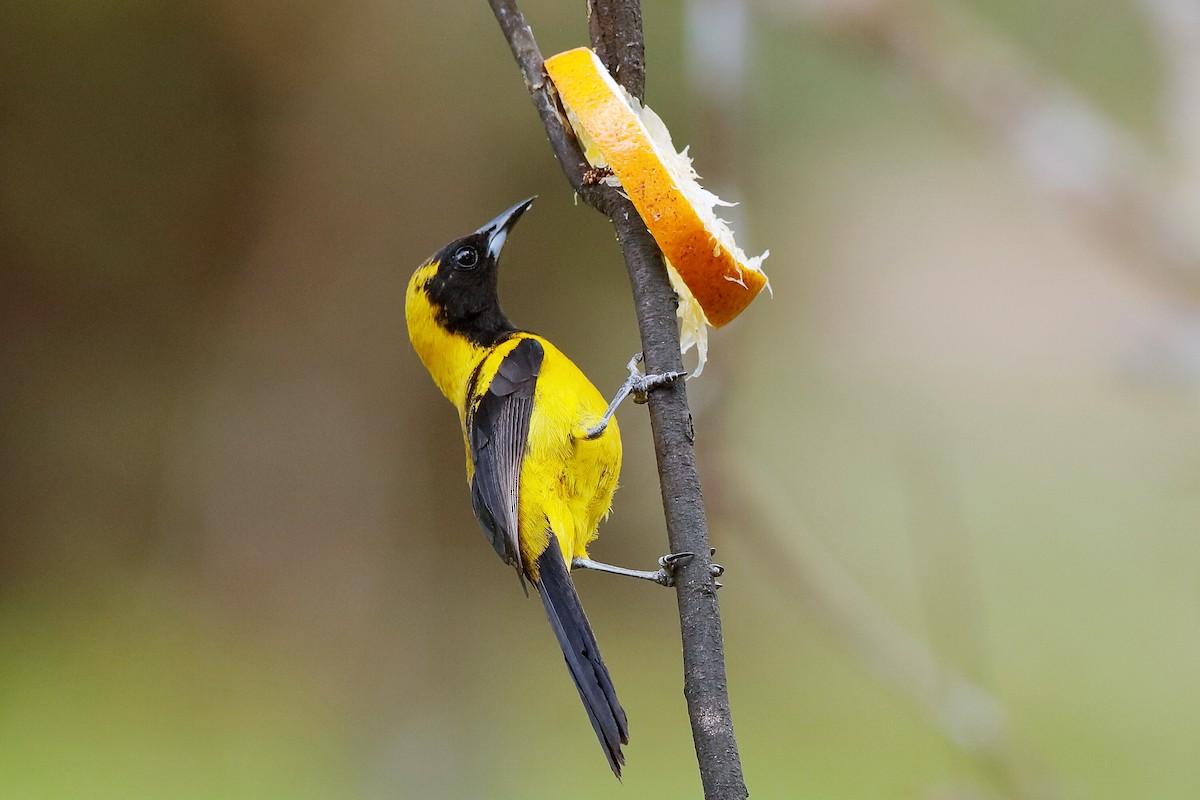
[477,196,535,262]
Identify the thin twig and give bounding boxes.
[487,1,748,797]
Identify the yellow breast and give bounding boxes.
[406,261,489,411]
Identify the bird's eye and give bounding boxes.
[453,245,479,270]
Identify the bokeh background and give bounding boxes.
[4,0,1200,797]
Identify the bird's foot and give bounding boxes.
[652,552,693,587]
[571,551,723,588]
[584,353,686,439]
[652,552,725,587]
[625,352,687,405]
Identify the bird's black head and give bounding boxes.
[417,197,534,347]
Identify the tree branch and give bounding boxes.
[488,1,748,797]
[489,0,592,195]
[588,0,647,100]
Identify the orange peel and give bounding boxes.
[545,46,768,374]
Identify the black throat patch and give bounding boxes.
[421,232,519,347]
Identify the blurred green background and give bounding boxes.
[3,0,1199,797]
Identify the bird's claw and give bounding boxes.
[631,370,688,403]
[651,552,725,587]
[583,353,685,439]
[709,547,724,587]
[652,552,694,587]
[626,352,686,404]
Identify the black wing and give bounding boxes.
[468,337,543,582]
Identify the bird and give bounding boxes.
[404,197,687,777]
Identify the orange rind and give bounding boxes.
[545,47,768,374]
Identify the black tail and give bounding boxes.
[535,536,629,778]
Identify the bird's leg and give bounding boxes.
[572,552,724,588]
[585,352,687,439]
[572,553,691,587]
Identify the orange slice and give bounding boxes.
[544,47,768,374]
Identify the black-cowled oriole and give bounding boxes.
[405,198,690,777]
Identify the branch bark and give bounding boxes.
[588,0,647,100]
[488,1,748,797]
